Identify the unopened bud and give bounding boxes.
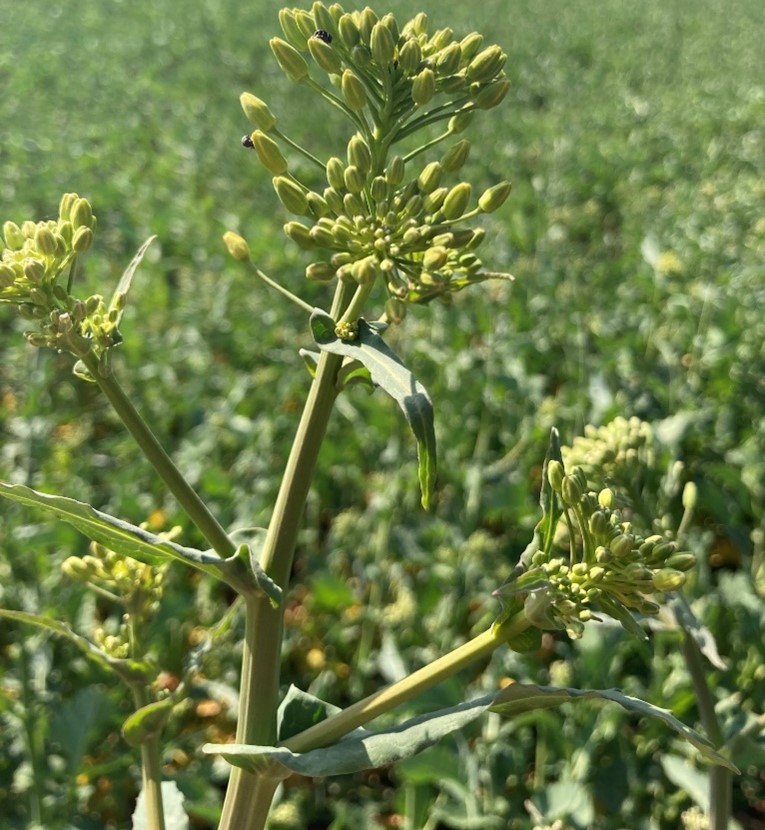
[284,221,316,249]
[278,8,308,50]
[665,552,696,572]
[240,93,277,132]
[351,255,378,284]
[459,32,484,61]
[343,165,366,194]
[370,20,396,66]
[308,35,343,75]
[588,511,610,538]
[474,78,510,110]
[341,69,367,112]
[34,226,57,256]
[326,157,346,190]
[436,42,462,75]
[423,246,448,271]
[223,231,250,261]
[0,264,15,288]
[23,258,46,283]
[305,261,337,281]
[385,156,405,186]
[70,198,94,230]
[598,488,615,509]
[398,39,422,75]
[250,130,289,174]
[652,568,686,592]
[270,37,310,83]
[309,223,335,247]
[311,2,336,38]
[72,226,94,253]
[610,534,634,559]
[273,176,309,215]
[409,12,428,37]
[441,182,472,220]
[561,474,583,506]
[338,13,360,48]
[466,44,506,83]
[411,68,436,105]
[371,176,388,203]
[3,221,24,249]
[478,181,512,212]
[58,193,78,223]
[347,134,372,173]
[448,110,474,134]
[547,459,565,492]
[417,161,442,194]
[441,140,470,173]
[682,481,697,511]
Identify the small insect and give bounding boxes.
[241,134,255,148]
[312,29,332,44]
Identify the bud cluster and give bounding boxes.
[0,194,118,360]
[235,3,513,314]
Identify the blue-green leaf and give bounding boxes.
[310,309,436,509]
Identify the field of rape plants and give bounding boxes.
[1,0,763,828]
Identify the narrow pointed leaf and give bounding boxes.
[0,482,233,581]
[110,235,157,323]
[0,609,151,683]
[310,309,436,508]
[491,683,738,772]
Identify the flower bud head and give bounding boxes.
[561,474,584,506]
[423,246,448,271]
[223,231,250,261]
[474,78,510,110]
[371,175,388,203]
[347,134,372,173]
[435,42,462,75]
[351,254,378,284]
[441,182,472,219]
[588,510,610,538]
[311,2,337,38]
[665,552,696,572]
[398,39,422,75]
[343,165,366,194]
[385,156,405,187]
[0,264,15,288]
[294,10,317,40]
[350,43,373,68]
[72,226,94,253]
[250,130,289,174]
[273,176,309,215]
[466,44,506,82]
[430,27,454,50]
[652,568,686,592]
[3,221,24,249]
[58,192,78,223]
[357,7,378,44]
[370,21,396,66]
[308,35,343,74]
[610,533,634,559]
[448,110,474,134]
[270,37,310,83]
[306,261,337,281]
[34,226,57,256]
[341,69,367,111]
[459,32,484,61]
[325,156,346,190]
[423,186,448,213]
[478,181,512,212]
[278,8,308,50]
[284,221,316,250]
[408,12,429,37]
[323,186,344,213]
[23,258,45,283]
[682,481,697,510]
[240,93,277,131]
[546,459,565,492]
[338,13,360,48]
[70,198,94,230]
[417,161,442,194]
[411,67,436,105]
[440,139,471,173]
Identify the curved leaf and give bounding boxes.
[310,309,436,509]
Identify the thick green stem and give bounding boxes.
[80,352,234,560]
[130,686,166,830]
[284,612,529,753]
[681,630,730,830]
[218,281,354,830]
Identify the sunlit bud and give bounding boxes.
[423,246,448,271]
[610,534,634,559]
[72,226,94,253]
[84,294,102,315]
[370,21,396,66]
[0,264,15,287]
[308,35,343,74]
[347,134,372,173]
[441,182,472,220]
[652,568,686,592]
[423,186,447,213]
[294,10,317,40]
[270,37,310,83]
[284,221,316,249]
[250,130,289,174]
[402,194,424,220]
[343,165,366,194]
[408,12,428,36]
[411,67,436,105]
[29,287,48,306]
[305,261,337,281]
[402,227,421,245]
[222,231,250,261]
[33,225,57,256]
[273,176,309,215]
[56,220,73,245]
[62,556,91,580]
[547,460,565,492]
[666,552,696,571]
[385,155,405,186]
[398,39,422,75]
[466,228,486,251]
[466,44,506,82]
[58,192,78,222]
[448,110,474,134]
[278,8,308,50]
[351,254,378,284]
[474,78,510,110]
[3,221,23,249]
[385,296,406,323]
[21,221,36,238]
[682,481,697,510]
[323,187,344,214]
[431,27,454,50]
[306,191,331,219]
[342,192,365,217]
[598,488,614,509]
[357,7,378,44]
[309,223,336,247]
[478,181,512,212]
[417,161,442,194]
[338,13,360,48]
[240,93,277,132]
[436,42,462,75]
[350,43,372,68]
[324,159,345,191]
[459,32,484,61]
[341,69,367,112]
[371,176,388,203]
[440,139,470,173]
[561,474,583,506]
[588,510,610,538]
[69,198,93,230]
[23,258,45,283]
[312,2,337,37]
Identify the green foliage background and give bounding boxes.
[1,0,763,828]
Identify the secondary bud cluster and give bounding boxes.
[0,194,117,360]
[234,3,513,313]
[496,432,696,639]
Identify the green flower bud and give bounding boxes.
[72,226,94,253]
[423,186,448,213]
[343,164,366,194]
[294,10,317,40]
[474,78,510,110]
[326,157,346,190]
[665,552,696,571]
[588,510,610,538]
[240,93,277,132]
[34,226,57,256]
[371,176,389,203]
[351,254,378,284]
[652,568,686,592]
[380,13,400,43]
[478,181,512,212]
[598,488,615,509]
[0,263,15,287]
[23,258,45,283]
[411,67,436,105]
[323,186,344,214]
[610,534,634,559]
[682,481,697,510]
[343,192,366,216]
[402,194,424,220]
[370,21,396,66]
[561,474,584,506]
[311,2,337,38]
[547,459,565,492]
[441,182,472,220]
[278,8,308,50]
[347,134,372,173]
[448,110,474,134]
[308,35,343,75]
[57,219,73,245]
[409,12,428,37]
[284,221,316,249]
[58,193,78,223]
[384,296,406,323]
[273,176,309,215]
[306,191,331,219]
[431,27,454,50]
[250,130,289,174]
[436,42,462,75]
[350,43,373,68]
[385,156,405,186]
[440,139,470,173]
[71,198,94,230]
[341,69,367,112]
[417,161,442,194]
[3,221,24,249]
[459,32,484,62]
[423,246,448,271]
[466,44,506,83]
[305,261,337,281]
[222,231,250,261]
[309,223,336,247]
[357,7,378,44]
[338,13,360,48]
[270,37,310,83]
[398,39,422,75]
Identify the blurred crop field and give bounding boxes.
[1,0,764,828]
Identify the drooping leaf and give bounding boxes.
[491,683,738,772]
[310,309,436,509]
[0,609,152,684]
